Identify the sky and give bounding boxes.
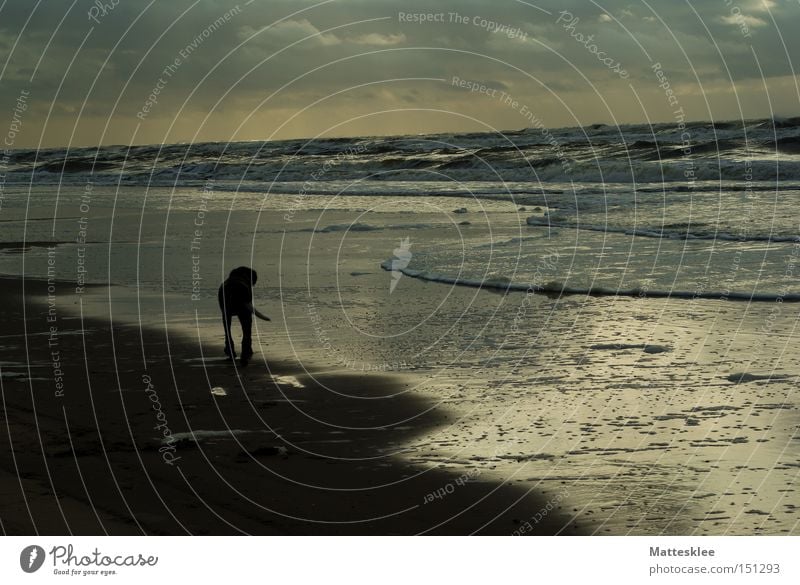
[0,0,798,148]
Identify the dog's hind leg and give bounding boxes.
[239,311,253,366]
[222,312,235,359]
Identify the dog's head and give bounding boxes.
[229,266,258,287]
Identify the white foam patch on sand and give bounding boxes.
[182,357,230,363]
[163,429,264,445]
[272,375,305,389]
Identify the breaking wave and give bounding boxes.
[4,117,799,188]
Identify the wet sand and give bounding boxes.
[2,192,798,535]
[0,276,578,535]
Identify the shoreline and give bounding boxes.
[380,260,800,302]
[0,275,579,535]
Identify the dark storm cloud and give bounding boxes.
[0,0,797,147]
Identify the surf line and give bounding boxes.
[380,259,800,303]
[526,218,800,244]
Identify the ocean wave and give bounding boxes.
[774,136,800,154]
[19,157,800,185]
[4,116,798,188]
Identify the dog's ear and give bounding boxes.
[230,266,249,280]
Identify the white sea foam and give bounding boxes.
[526,216,800,243]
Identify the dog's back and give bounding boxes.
[218,267,256,315]
[218,277,252,314]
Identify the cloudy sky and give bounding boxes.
[1,0,798,147]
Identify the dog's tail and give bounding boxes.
[246,302,271,321]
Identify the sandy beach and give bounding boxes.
[1,179,798,536]
[0,275,579,535]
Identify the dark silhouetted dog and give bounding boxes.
[218,266,270,365]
